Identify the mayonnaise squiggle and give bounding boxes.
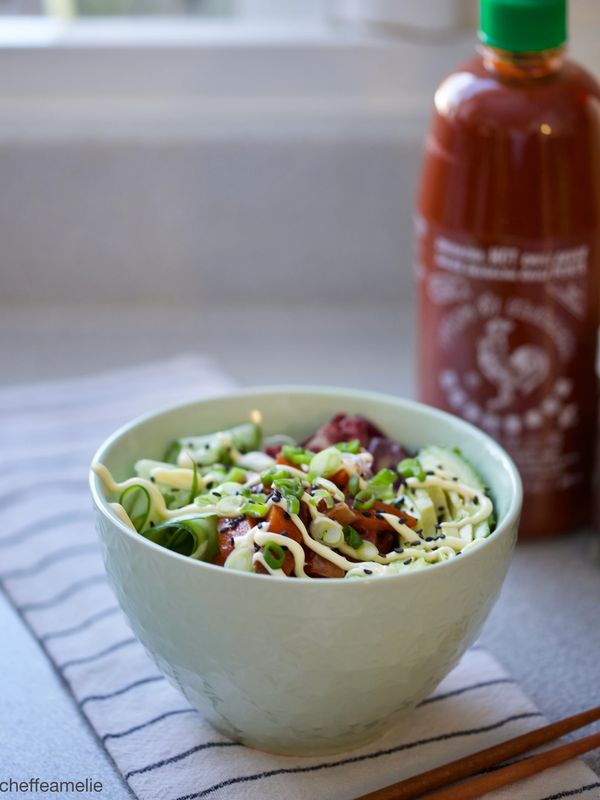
[93,440,494,579]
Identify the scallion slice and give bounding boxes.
[334,439,361,454]
[343,525,363,550]
[281,444,313,466]
[397,457,426,481]
[263,540,286,570]
[354,490,376,511]
[347,473,360,496]
[309,447,342,478]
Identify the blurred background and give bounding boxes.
[0,0,598,394]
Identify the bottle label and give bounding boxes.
[416,218,598,496]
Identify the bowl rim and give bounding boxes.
[89,384,522,586]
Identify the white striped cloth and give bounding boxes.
[0,356,598,800]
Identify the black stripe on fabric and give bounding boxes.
[59,637,137,670]
[125,741,238,778]
[41,605,120,642]
[0,479,86,509]
[419,678,515,706]
[102,708,198,741]
[0,542,100,581]
[80,675,164,706]
[539,784,600,800]
[20,574,107,612]
[169,712,543,800]
[0,509,91,549]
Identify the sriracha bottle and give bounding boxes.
[416,0,600,537]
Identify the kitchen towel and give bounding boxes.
[0,356,598,800]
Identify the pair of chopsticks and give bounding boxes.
[357,704,600,800]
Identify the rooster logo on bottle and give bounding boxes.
[476,318,550,411]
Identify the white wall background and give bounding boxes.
[0,2,597,382]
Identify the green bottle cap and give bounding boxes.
[479,0,567,53]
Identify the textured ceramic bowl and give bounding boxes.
[90,387,521,756]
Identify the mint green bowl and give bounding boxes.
[89,386,521,756]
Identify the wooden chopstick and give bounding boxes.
[420,730,600,800]
[355,704,600,800]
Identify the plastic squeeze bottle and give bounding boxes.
[416,0,600,537]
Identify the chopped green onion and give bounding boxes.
[334,439,361,454]
[227,466,247,484]
[347,473,360,496]
[343,525,363,550]
[354,490,376,511]
[272,476,304,498]
[397,457,426,482]
[119,484,151,532]
[216,495,246,517]
[309,488,335,509]
[369,468,397,486]
[356,540,379,560]
[311,517,344,547]
[286,495,300,516]
[261,467,291,487]
[243,501,268,519]
[263,540,286,570]
[281,444,313,466]
[309,447,342,478]
[217,482,248,497]
[224,548,253,572]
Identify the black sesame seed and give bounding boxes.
[473,496,480,505]
[399,517,408,524]
[204,443,210,449]
[403,558,412,565]
[206,482,214,490]
[364,569,373,575]
[439,534,446,539]
[149,521,155,527]
[411,541,420,546]
[437,464,443,469]
[375,512,384,520]
[437,515,444,524]
[416,529,423,537]
[425,537,434,542]
[363,511,372,518]
[452,476,459,481]
[150,476,156,483]
[432,546,438,551]
[425,470,434,476]
[434,524,442,530]
[393,547,404,554]
[212,492,221,498]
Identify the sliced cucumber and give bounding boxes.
[412,488,437,538]
[425,484,449,522]
[418,445,486,492]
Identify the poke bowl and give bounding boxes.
[89,386,521,756]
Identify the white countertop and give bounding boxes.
[2,304,599,795]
